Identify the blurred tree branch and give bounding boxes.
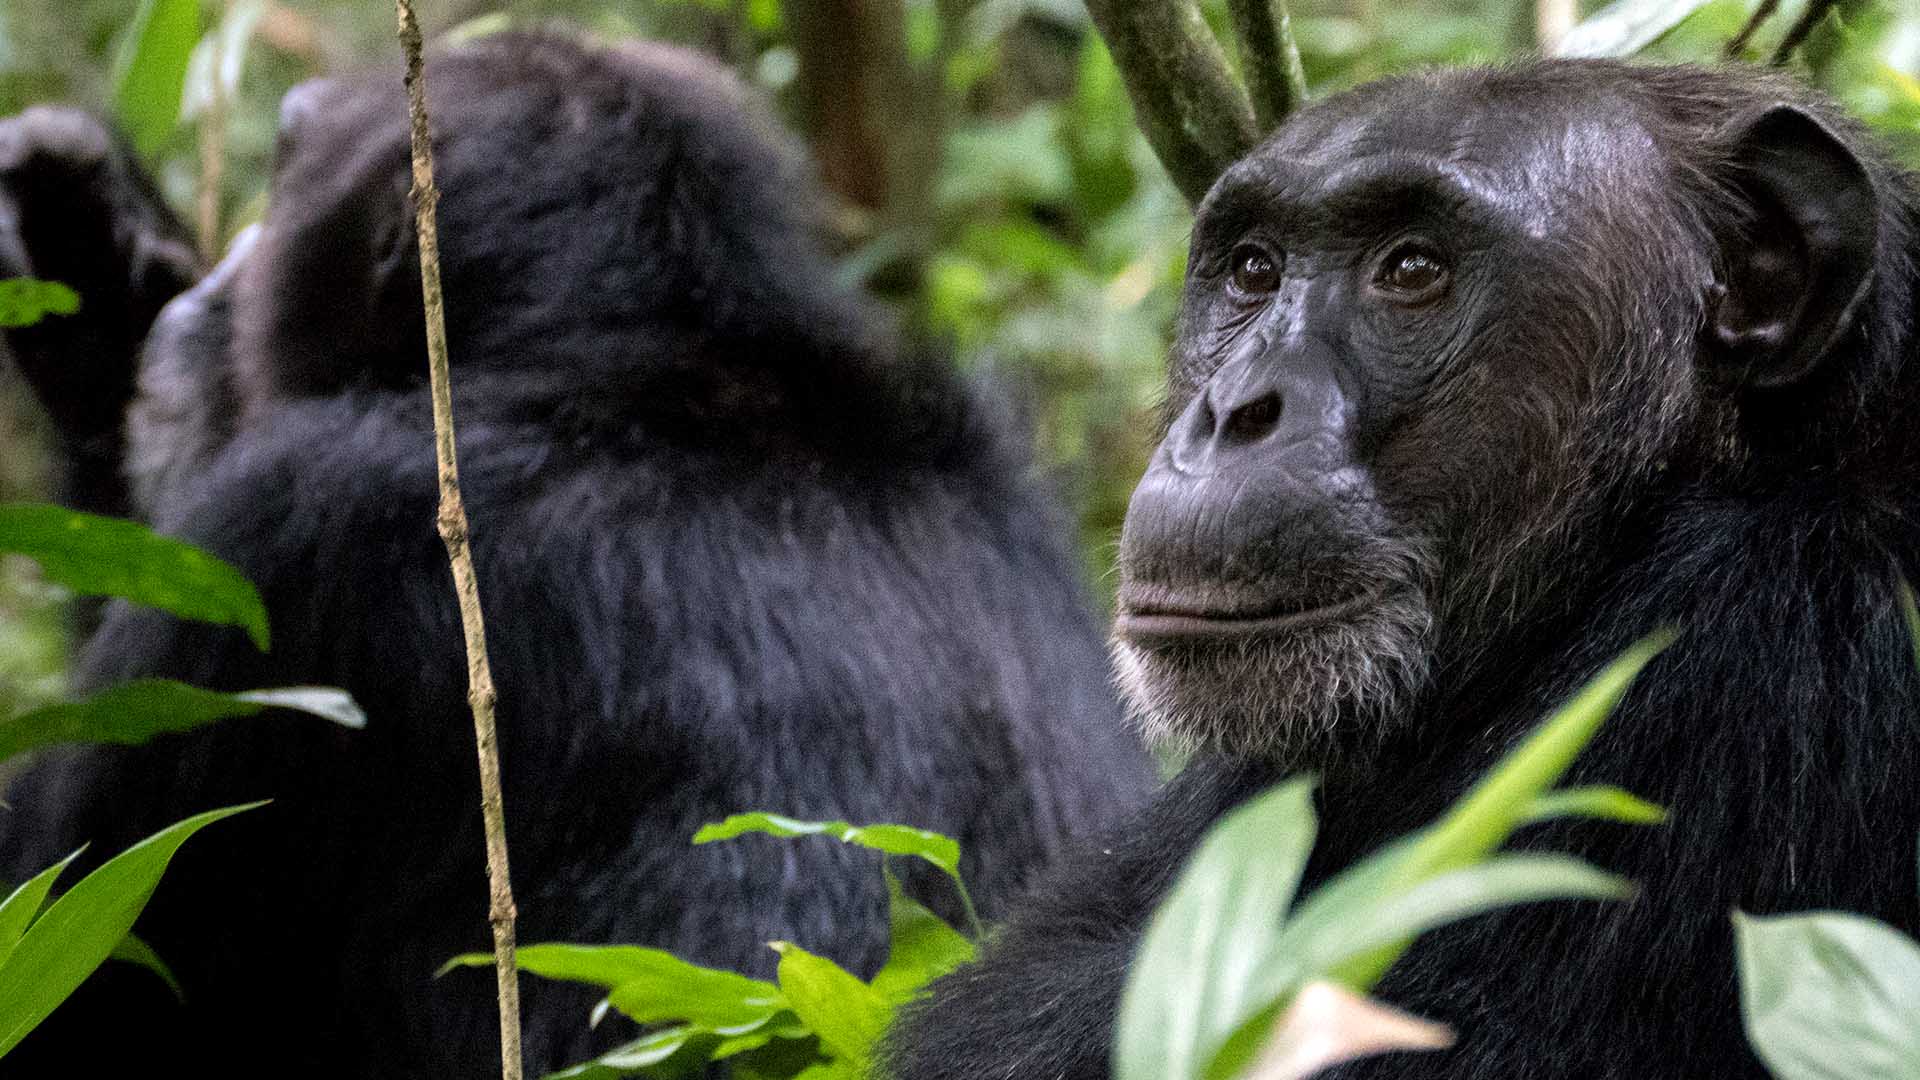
[1228,0,1307,132]
[1083,0,1261,204]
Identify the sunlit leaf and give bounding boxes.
[694,812,979,933]
[771,942,890,1073]
[1114,777,1318,1080]
[542,1025,699,1080]
[0,850,82,969]
[1523,784,1667,826]
[181,0,265,122]
[1556,0,1715,58]
[441,942,783,1029]
[1736,911,1920,1080]
[0,680,364,764]
[0,504,268,650]
[0,802,261,1056]
[110,0,202,155]
[0,278,80,329]
[870,867,975,1003]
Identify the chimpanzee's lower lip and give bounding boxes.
[1114,588,1381,644]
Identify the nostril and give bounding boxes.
[1222,392,1283,445]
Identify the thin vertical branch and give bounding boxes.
[195,4,229,260]
[1083,0,1260,204]
[1228,0,1308,133]
[391,4,523,1079]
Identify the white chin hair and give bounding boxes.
[1110,589,1434,765]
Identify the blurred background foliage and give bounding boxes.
[0,0,1917,691]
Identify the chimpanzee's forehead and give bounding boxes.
[1217,70,1664,234]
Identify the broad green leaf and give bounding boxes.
[443,943,783,1029]
[1736,911,1920,1080]
[0,802,261,1057]
[1324,632,1668,990]
[770,942,890,1073]
[694,814,960,876]
[110,0,202,156]
[0,680,364,764]
[1285,854,1630,981]
[870,867,975,1003]
[694,813,980,933]
[0,504,268,650]
[1114,777,1318,1080]
[1523,785,1667,826]
[0,278,80,329]
[0,850,83,968]
[109,932,182,999]
[543,1024,699,1080]
[1555,0,1715,58]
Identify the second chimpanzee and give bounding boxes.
[0,33,1152,1078]
[886,61,1920,1079]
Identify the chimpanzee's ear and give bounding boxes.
[1705,102,1878,391]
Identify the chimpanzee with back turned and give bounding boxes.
[884,60,1920,1080]
[0,32,1154,1078]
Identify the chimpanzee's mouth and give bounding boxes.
[1114,584,1382,644]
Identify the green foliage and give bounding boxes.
[1556,0,1719,58]
[696,811,981,935]
[1115,635,1670,1080]
[109,0,201,156]
[0,678,364,764]
[0,277,79,329]
[0,503,269,650]
[1736,911,1920,1079]
[452,817,980,1079]
[0,802,262,1058]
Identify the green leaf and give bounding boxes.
[542,1025,700,1080]
[1280,854,1630,981]
[109,932,182,1000]
[1736,911,1920,1080]
[0,850,83,969]
[770,942,891,1073]
[1554,0,1715,58]
[0,504,268,650]
[1523,785,1667,826]
[109,0,203,156]
[694,813,980,935]
[0,679,364,765]
[1326,632,1669,990]
[0,802,261,1057]
[1114,777,1318,1080]
[443,943,783,1029]
[870,867,975,1004]
[0,278,80,329]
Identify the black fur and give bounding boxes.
[0,33,1151,1078]
[885,61,1920,1080]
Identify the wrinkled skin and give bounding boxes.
[887,61,1920,1080]
[0,33,1153,1079]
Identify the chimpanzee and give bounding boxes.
[884,60,1920,1080]
[0,32,1154,1078]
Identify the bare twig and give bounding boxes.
[1725,0,1780,57]
[391,4,523,1079]
[195,2,229,260]
[1083,0,1260,204]
[1228,0,1308,133]
[1769,0,1841,64]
